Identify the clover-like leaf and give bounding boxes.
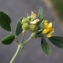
[1,35,15,45]
[49,36,63,48]
[41,38,51,55]
[15,18,23,36]
[0,11,11,31]
[38,7,44,22]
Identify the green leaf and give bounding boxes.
[15,18,23,36]
[1,35,15,45]
[49,36,63,48]
[41,38,51,55]
[37,8,44,29]
[0,11,11,31]
[38,7,44,22]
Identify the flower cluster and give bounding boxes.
[21,12,39,33]
[42,20,54,37]
[21,12,54,38]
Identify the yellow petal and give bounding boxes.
[42,29,50,34]
[47,28,54,38]
[47,34,52,37]
[47,22,52,29]
[44,20,48,28]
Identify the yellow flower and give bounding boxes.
[47,28,54,37]
[31,11,36,19]
[42,20,54,38]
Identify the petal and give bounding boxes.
[44,20,48,26]
[46,28,54,38]
[47,34,52,38]
[44,20,48,28]
[42,29,50,34]
[47,22,52,29]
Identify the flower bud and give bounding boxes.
[27,16,31,21]
[21,18,28,24]
[22,23,29,30]
[29,24,37,32]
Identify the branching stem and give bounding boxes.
[10,33,35,63]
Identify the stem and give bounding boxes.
[10,44,23,63]
[20,33,25,42]
[10,33,35,63]
[10,33,25,63]
[15,36,19,43]
[10,32,13,35]
[24,33,35,46]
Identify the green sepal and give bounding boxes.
[15,18,23,36]
[38,7,44,23]
[49,36,63,48]
[41,38,51,55]
[1,35,15,45]
[0,11,11,31]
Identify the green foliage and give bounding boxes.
[49,36,63,48]
[1,35,15,45]
[0,11,11,31]
[41,38,51,55]
[16,18,23,36]
[38,7,44,22]
[38,8,44,30]
[38,20,44,30]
